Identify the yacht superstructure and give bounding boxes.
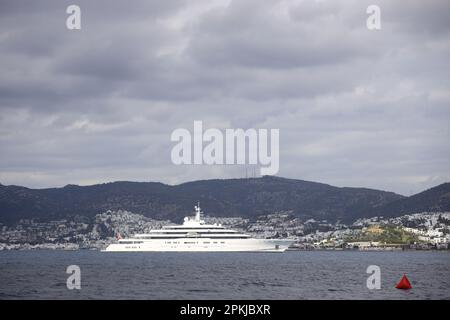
[103,204,293,252]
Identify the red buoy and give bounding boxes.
[396,274,412,290]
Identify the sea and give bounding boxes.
[0,250,449,299]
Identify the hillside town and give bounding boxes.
[0,210,449,251]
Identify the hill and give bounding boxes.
[0,176,406,224]
[371,182,450,217]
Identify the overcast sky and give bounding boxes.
[0,0,449,195]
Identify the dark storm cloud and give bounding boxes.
[0,0,449,195]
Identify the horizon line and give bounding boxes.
[1,175,448,197]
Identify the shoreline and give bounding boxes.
[0,247,449,253]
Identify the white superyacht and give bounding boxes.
[103,204,294,252]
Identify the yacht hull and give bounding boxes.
[102,238,293,252]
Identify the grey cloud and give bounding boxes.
[187,2,371,69]
[0,0,449,195]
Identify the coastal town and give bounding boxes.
[0,210,449,251]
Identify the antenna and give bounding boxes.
[194,202,201,222]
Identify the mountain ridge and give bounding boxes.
[0,176,448,225]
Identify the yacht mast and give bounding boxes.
[194,202,201,222]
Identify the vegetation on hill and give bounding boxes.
[346,224,420,244]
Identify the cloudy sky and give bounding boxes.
[0,0,449,195]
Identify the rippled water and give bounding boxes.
[0,250,449,299]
